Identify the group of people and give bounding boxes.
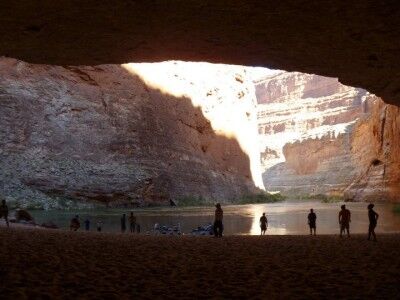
[212,203,379,241]
[70,212,141,233]
[0,198,382,241]
[306,204,379,241]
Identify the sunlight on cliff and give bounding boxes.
[122,61,277,190]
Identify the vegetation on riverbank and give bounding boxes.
[176,192,285,207]
[5,197,103,210]
[291,194,343,203]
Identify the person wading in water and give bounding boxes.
[308,209,317,235]
[259,213,268,235]
[214,203,224,237]
[339,205,351,238]
[367,204,379,241]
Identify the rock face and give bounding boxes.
[0,58,261,208]
[257,72,400,202]
[257,72,365,195]
[344,96,400,202]
[1,2,400,107]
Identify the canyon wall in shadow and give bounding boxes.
[0,58,259,208]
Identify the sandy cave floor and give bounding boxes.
[0,227,400,299]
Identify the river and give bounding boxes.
[27,201,400,235]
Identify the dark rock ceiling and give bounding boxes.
[1,1,400,105]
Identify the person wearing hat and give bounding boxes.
[367,204,379,241]
[213,203,224,237]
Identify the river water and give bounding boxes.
[28,201,400,235]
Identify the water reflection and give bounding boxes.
[28,202,400,235]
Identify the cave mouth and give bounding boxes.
[0,57,399,209]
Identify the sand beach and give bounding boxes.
[0,226,399,299]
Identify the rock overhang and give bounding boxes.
[0,1,399,105]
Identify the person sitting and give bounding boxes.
[70,215,80,231]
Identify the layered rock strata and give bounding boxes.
[257,72,400,202]
[0,58,260,208]
[344,96,400,202]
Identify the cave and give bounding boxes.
[1,1,400,207]
[2,2,400,299]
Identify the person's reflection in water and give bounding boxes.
[213,203,223,237]
[367,204,379,241]
[307,209,317,235]
[339,205,351,238]
[259,213,268,235]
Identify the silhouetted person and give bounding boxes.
[0,199,9,227]
[129,212,136,233]
[367,204,379,241]
[84,218,90,231]
[213,203,224,237]
[339,205,351,237]
[121,214,126,233]
[97,219,103,232]
[70,215,80,231]
[136,223,141,233]
[308,209,317,235]
[259,213,268,235]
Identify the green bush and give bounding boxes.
[393,204,400,214]
[176,195,211,207]
[295,194,343,203]
[237,192,285,204]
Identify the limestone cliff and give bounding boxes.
[0,58,260,208]
[257,72,400,202]
[257,72,366,196]
[344,96,400,202]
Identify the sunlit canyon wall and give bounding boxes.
[0,58,262,208]
[256,72,400,202]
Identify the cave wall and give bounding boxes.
[0,58,259,208]
[1,1,400,107]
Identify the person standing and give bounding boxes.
[339,205,351,237]
[367,204,379,241]
[308,209,317,235]
[0,199,9,227]
[129,212,136,233]
[84,218,90,231]
[213,203,224,237]
[121,214,127,233]
[259,213,268,235]
[97,219,103,232]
